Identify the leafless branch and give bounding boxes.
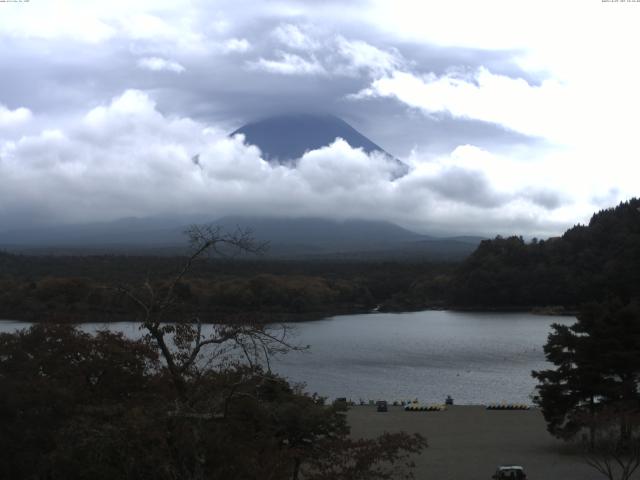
[104,224,303,398]
[580,413,640,480]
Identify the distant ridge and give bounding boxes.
[214,216,424,248]
[0,215,481,260]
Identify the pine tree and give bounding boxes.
[533,301,640,447]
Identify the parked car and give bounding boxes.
[376,400,388,412]
[492,465,527,479]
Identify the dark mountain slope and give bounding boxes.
[231,113,390,162]
[214,216,424,249]
[0,217,192,247]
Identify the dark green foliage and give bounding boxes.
[0,324,164,479]
[533,301,640,445]
[453,198,640,308]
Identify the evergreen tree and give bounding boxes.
[533,301,640,447]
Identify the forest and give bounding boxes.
[1,198,639,323]
[0,253,453,322]
[450,198,640,309]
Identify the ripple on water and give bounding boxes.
[0,311,573,404]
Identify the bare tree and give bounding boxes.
[581,408,640,480]
[115,224,302,396]
[112,225,310,480]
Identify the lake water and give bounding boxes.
[0,310,573,405]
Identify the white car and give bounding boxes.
[492,465,527,480]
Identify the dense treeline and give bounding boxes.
[4,198,637,320]
[0,254,453,322]
[451,198,640,309]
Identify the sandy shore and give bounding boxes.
[348,406,605,480]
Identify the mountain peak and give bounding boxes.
[231,113,393,163]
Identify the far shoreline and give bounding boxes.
[0,304,578,325]
[0,303,580,325]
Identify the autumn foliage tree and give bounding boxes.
[0,323,426,480]
[0,324,165,479]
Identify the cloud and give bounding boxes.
[353,67,565,140]
[118,13,177,41]
[0,4,538,158]
[0,104,32,127]
[334,36,403,76]
[0,90,583,237]
[0,2,116,43]
[137,57,185,73]
[416,166,508,208]
[247,52,327,76]
[221,37,251,53]
[272,24,320,51]
[297,138,399,190]
[522,189,567,210]
[251,32,404,78]
[1,1,638,238]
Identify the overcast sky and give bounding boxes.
[1,0,638,236]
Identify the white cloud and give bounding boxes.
[357,0,640,188]
[221,37,251,53]
[1,1,639,237]
[0,2,116,43]
[0,105,32,127]
[246,33,403,78]
[297,139,398,191]
[118,13,176,40]
[0,89,601,237]
[353,68,567,141]
[137,56,185,73]
[118,12,209,54]
[247,52,327,76]
[365,0,606,53]
[272,24,320,51]
[334,36,403,76]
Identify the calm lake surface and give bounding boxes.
[0,310,573,405]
